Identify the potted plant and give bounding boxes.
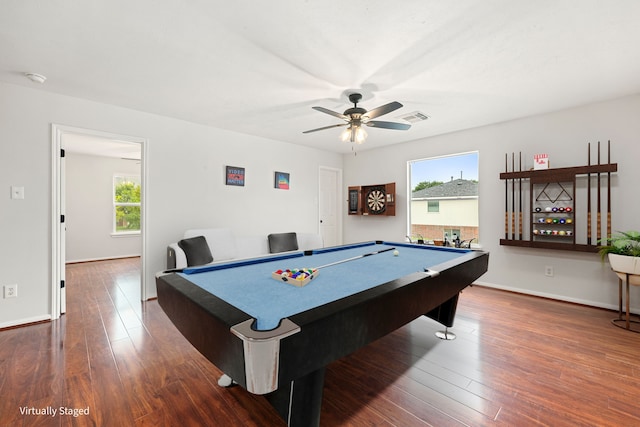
[599,230,640,285]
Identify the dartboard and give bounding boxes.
[366,187,386,214]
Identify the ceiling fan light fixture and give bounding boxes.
[340,125,368,144]
[304,92,407,145]
[354,126,367,144]
[340,127,352,142]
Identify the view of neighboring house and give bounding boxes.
[410,178,479,245]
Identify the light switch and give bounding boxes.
[11,186,24,199]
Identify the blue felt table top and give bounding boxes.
[179,242,470,331]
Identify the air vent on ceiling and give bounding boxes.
[398,111,430,124]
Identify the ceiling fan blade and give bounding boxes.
[302,123,349,134]
[365,120,411,130]
[363,101,403,119]
[312,106,348,120]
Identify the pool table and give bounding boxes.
[156,241,488,426]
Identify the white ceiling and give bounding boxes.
[2,1,640,154]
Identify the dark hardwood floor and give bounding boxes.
[2,257,640,426]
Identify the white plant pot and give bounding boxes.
[608,253,640,285]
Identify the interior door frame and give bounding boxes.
[51,124,148,320]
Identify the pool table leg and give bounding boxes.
[425,293,460,327]
[265,367,326,427]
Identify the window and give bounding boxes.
[113,175,141,234]
[408,152,479,245]
[444,228,461,242]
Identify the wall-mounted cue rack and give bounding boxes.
[499,141,617,253]
[348,182,396,216]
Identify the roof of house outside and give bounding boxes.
[412,179,478,199]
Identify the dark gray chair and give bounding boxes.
[267,232,299,253]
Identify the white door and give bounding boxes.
[319,167,342,247]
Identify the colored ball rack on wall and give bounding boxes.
[499,141,617,253]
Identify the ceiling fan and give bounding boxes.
[303,93,411,144]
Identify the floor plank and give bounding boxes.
[2,258,640,426]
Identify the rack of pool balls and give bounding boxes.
[536,217,573,224]
[534,206,573,213]
[272,268,319,287]
[533,229,573,236]
[533,206,574,237]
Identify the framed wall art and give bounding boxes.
[274,171,290,190]
[226,166,245,186]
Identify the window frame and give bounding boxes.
[427,200,440,213]
[408,151,479,245]
[112,174,141,236]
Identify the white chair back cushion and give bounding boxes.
[236,236,270,259]
[297,233,324,251]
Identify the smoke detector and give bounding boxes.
[25,73,47,83]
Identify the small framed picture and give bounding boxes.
[226,166,245,186]
[274,171,290,190]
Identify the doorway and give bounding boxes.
[51,125,147,320]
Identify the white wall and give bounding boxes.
[2,77,638,328]
[65,152,142,262]
[0,81,342,327]
[344,94,640,312]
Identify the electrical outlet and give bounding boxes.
[4,284,17,298]
[10,186,25,199]
[544,266,554,277]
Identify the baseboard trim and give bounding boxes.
[473,280,633,313]
[0,315,52,330]
[66,255,141,264]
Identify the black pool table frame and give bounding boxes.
[156,243,489,426]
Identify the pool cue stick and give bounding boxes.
[607,140,611,239]
[597,141,601,245]
[511,153,515,240]
[519,152,523,240]
[505,153,508,239]
[315,247,396,270]
[587,143,592,245]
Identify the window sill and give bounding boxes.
[111,231,141,238]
